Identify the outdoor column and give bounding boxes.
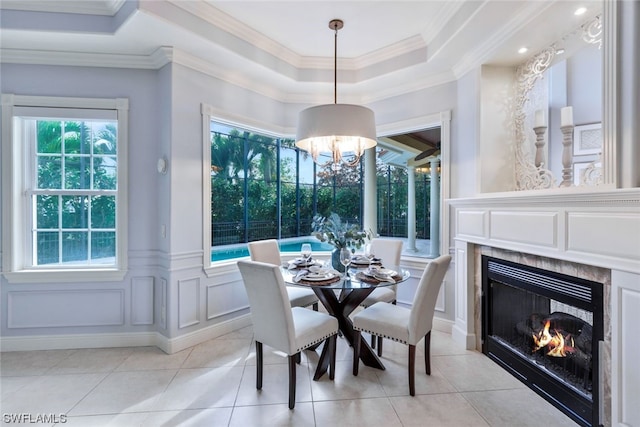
[407,166,417,251]
[429,158,440,256]
[363,148,377,236]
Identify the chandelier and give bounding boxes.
[295,19,377,171]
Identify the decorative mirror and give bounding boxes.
[514,13,604,190]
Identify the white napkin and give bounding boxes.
[292,269,309,282]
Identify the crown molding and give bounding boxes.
[0,48,166,69]
[0,0,125,16]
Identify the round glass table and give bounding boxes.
[281,263,410,372]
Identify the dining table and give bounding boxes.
[281,257,410,378]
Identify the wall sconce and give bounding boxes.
[157,157,168,175]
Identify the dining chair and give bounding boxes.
[237,260,339,409]
[359,238,403,353]
[352,254,452,396]
[248,239,319,311]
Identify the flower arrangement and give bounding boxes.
[311,213,371,251]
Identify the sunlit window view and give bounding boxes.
[209,121,437,261]
[20,117,118,266]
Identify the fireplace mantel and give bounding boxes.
[448,188,640,274]
[448,188,640,427]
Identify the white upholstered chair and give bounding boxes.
[248,239,319,310]
[352,254,452,396]
[237,260,339,409]
[359,238,403,353]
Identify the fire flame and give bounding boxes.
[532,320,576,357]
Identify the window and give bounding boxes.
[1,95,128,282]
[201,105,441,266]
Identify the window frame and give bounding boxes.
[1,94,129,283]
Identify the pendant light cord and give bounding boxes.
[333,23,338,104]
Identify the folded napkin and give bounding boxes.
[292,269,309,282]
[373,274,396,284]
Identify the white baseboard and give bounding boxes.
[433,317,454,334]
[156,314,252,354]
[0,314,253,354]
[0,331,158,352]
[452,323,477,350]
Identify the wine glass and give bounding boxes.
[339,247,352,279]
[300,243,312,264]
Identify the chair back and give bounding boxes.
[248,239,282,266]
[370,238,403,266]
[237,260,296,354]
[408,255,452,343]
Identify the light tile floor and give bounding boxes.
[0,327,578,426]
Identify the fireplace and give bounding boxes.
[482,256,604,427]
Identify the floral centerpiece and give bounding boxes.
[311,213,371,271]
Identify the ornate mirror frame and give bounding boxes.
[514,2,617,191]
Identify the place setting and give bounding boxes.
[350,243,382,268]
[291,265,342,285]
[355,264,401,284]
[287,243,318,269]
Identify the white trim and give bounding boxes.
[0,331,158,352]
[156,314,253,354]
[0,314,253,354]
[1,94,128,283]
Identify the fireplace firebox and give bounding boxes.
[482,256,603,427]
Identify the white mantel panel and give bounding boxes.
[490,211,558,248]
[567,212,640,261]
[457,210,488,239]
[611,269,640,427]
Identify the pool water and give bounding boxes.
[211,239,334,262]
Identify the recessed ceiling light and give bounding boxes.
[575,7,587,15]
[518,47,528,54]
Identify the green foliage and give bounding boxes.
[311,213,371,250]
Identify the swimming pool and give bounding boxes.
[211,238,334,262]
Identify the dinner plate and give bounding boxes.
[351,256,371,265]
[364,268,397,277]
[303,272,335,281]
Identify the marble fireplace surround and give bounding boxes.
[448,188,640,426]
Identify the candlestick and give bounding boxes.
[534,109,545,128]
[561,106,573,127]
[559,125,574,187]
[533,126,547,168]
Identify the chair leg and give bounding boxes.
[371,334,376,349]
[424,330,432,375]
[313,302,318,311]
[295,352,301,364]
[408,344,416,396]
[288,355,297,409]
[353,330,361,376]
[256,341,263,390]
[329,334,337,380]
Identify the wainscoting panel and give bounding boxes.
[567,212,640,260]
[457,210,487,238]
[206,280,249,321]
[490,211,558,247]
[178,278,200,329]
[131,276,154,326]
[7,289,124,329]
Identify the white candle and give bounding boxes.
[561,106,573,127]
[534,109,545,128]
